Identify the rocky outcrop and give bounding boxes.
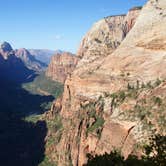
[76,7,141,75]
[46,52,78,83]
[47,0,166,165]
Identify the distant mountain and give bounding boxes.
[15,48,47,72]
[28,49,63,64]
[0,43,35,83]
[0,41,14,59]
[0,42,47,72]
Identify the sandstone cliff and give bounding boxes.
[76,7,141,74]
[46,1,166,165]
[46,52,78,83]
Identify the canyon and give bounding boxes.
[43,0,166,165]
[0,0,166,166]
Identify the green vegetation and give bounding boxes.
[22,72,63,111]
[87,117,104,138]
[80,97,105,138]
[152,96,162,106]
[154,78,162,87]
[103,78,165,134]
[122,96,165,133]
[24,114,41,123]
[24,113,63,165]
[40,101,53,110]
[22,72,63,98]
[86,134,166,166]
[46,114,63,146]
[46,114,63,133]
[39,156,56,166]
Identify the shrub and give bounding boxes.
[87,117,104,133]
[144,134,166,166]
[86,151,124,166]
[146,81,153,89]
[118,91,126,102]
[86,117,105,138]
[154,78,162,87]
[152,96,162,106]
[86,135,166,166]
[94,38,102,43]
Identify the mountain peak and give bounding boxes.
[0,41,13,52]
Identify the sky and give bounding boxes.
[0,0,147,53]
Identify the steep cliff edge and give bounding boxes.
[76,7,141,75]
[46,52,78,83]
[46,1,166,165]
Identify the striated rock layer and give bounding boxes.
[46,52,78,83]
[47,1,166,165]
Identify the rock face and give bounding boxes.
[46,52,78,83]
[15,48,47,72]
[76,7,141,73]
[47,1,166,165]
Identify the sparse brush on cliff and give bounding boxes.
[86,117,104,138]
[80,97,105,138]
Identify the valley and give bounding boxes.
[0,0,166,166]
[0,42,64,166]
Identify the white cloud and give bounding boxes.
[55,34,63,40]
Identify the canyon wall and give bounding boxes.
[47,0,166,165]
[46,52,78,83]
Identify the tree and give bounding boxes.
[86,134,166,166]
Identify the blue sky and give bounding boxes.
[0,0,147,53]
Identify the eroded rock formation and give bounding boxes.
[46,1,166,165]
[46,52,78,83]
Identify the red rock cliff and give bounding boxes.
[47,1,166,165]
[46,52,78,83]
